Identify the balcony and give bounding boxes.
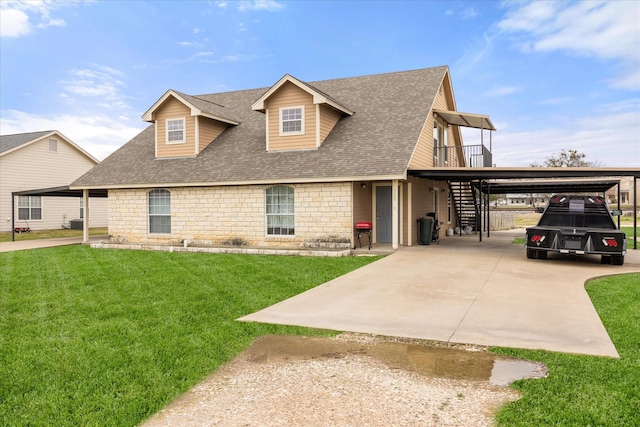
[434,144,493,168]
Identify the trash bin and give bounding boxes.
[418,217,434,245]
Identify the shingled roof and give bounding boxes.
[0,130,55,154]
[72,66,449,188]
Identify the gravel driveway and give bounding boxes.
[141,334,545,426]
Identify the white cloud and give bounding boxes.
[237,0,284,12]
[498,1,640,90]
[60,66,132,110]
[38,17,65,29]
[454,32,495,76]
[0,110,145,160]
[485,86,521,97]
[460,8,477,20]
[0,0,72,37]
[0,8,30,37]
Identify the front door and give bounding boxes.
[376,186,392,243]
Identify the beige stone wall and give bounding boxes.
[107,182,353,248]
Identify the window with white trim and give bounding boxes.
[79,199,84,219]
[433,121,448,164]
[266,186,294,235]
[280,107,304,135]
[18,196,42,220]
[166,118,185,143]
[149,189,171,234]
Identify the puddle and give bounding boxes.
[245,335,547,386]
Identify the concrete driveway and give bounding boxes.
[240,230,640,358]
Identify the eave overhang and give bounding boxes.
[142,89,240,125]
[251,74,354,116]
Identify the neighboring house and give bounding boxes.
[0,131,107,232]
[71,66,495,250]
[606,176,640,206]
[506,194,549,207]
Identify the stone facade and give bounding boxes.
[107,182,353,248]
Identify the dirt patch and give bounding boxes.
[141,334,546,426]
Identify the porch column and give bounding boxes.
[392,179,399,250]
[82,189,89,243]
[407,181,413,246]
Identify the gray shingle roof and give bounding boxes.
[172,90,241,124]
[72,66,448,188]
[0,130,54,154]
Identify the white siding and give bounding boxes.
[0,134,107,232]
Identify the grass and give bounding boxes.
[0,247,380,426]
[494,273,640,426]
[0,228,108,242]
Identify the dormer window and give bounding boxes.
[280,107,304,135]
[166,118,185,144]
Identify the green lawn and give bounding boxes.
[2,247,639,426]
[494,272,640,426]
[0,247,380,426]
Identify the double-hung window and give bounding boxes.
[149,189,171,234]
[266,186,294,236]
[280,107,304,135]
[433,121,448,165]
[18,196,42,220]
[166,118,185,144]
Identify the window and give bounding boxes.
[149,189,171,234]
[48,139,57,152]
[433,121,448,165]
[18,196,42,220]
[79,199,84,219]
[266,186,294,235]
[166,119,185,143]
[280,107,304,135]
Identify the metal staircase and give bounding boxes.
[448,181,479,231]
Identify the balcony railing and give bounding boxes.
[434,144,492,168]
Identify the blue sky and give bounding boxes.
[1,0,638,167]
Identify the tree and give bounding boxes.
[531,149,601,167]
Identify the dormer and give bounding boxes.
[142,90,240,159]
[251,75,354,152]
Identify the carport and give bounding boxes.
[10,186,108,242]
[408,168,640,249]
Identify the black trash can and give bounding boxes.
[418,217,434,245]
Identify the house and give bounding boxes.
[606,176,640,206]
[71,66,496,251]
[0,131,107,233]
[505,194,549,207]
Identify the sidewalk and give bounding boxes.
[0,235,107,252]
